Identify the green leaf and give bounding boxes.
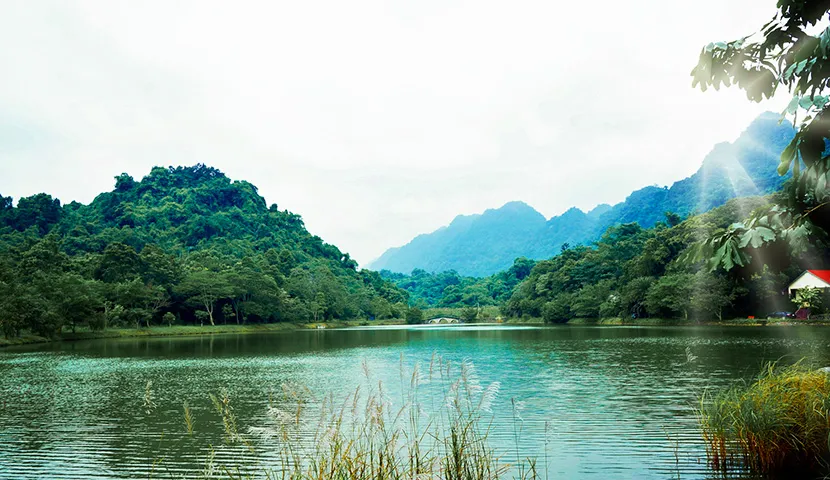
[779,137,798,175]
[817,172,828,200]
[741,226,776,249]
[714,243,733,271]
[786,96,800,114]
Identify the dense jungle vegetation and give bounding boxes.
[386,192,830,322]
[0,165,408,339]
[3,165,829,341]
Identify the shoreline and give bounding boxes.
[0,320,404,348]
[3,316,828,348]
[564,317,830,327]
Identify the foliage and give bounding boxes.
[0,165,408,338]
[690,1,830,270]
[794,285,823,312]
[506,200,792,322]
[690,271,736,321]
[460,306,479,323]
[386,196,799,324]
[382,257,534,309]
[405,306,424,325]
[645,274,694,320]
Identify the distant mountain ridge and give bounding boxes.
[369,112,796,277]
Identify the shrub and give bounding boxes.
[698,362,830,475]
[406,306,424,324]
[461,306,478,323]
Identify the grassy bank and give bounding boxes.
[0,319,406,348]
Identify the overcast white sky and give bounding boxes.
[0,0,789,265]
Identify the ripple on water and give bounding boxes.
[2,326,830,479]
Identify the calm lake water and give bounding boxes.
[1,324,830,479]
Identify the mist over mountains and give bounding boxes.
[369,112,796,277]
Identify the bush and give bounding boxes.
[541,293,573,323]
[698,362,830,475]
[88,313,106,331]
[460,306,478,323]
[194,311,209,326]
[405,306,423,324]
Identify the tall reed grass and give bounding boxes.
[697,362,830,476]
[153,355,539,480]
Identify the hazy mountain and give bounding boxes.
[369,112,795,277]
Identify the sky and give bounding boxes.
[0,0,790,266]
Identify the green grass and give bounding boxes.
[698,362,830,476]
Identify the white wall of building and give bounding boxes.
[788,271,830,294]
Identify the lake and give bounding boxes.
[1,324,829,479]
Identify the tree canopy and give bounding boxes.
[690,1,830,271]
[0,165,408,338]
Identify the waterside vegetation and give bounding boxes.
[144,358,540,480]
[698,363,830,477]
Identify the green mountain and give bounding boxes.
[369,112,796,277]
[0,165,408,339]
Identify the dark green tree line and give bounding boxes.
[0,165,408,338]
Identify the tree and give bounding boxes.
[109,279,163,328]
[689,271,735,321]
[665,212,682,228]
[571,281,613,318]
[460,306,478,323]
[140,244,182,287]
[48,274,103,333]
[541,293,574,323]
[690,1,830,270]
[96,243,142,283]
[13,193,61,234]
[227,265,281,324]
[0,163,411,334]
[176,270,233,326]
[3,281,61,338]
[795,286,823,318]
[645,273,694,320]
[405,307,424,324]
[619,276,655,318]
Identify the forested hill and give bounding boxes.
[369,112,796,277]
[0,165,408,338]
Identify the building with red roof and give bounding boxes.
[788,270,830,296]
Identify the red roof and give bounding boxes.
[808,270,830,283]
